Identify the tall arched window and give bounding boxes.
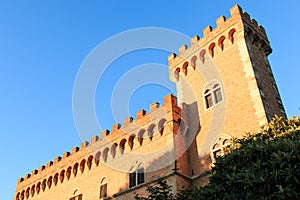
[66,167,72,180]
[208,43,216,57]
[128,134,135,150]
[119,139,126,154]
[25,188,30,199]
[87,155,93,170]
[182,62,189,75]
[36,182,41,194]
[102,147,109,162]
[138,129,145,145]
[129,162,145,188]
[200,49,206,64]
[228,29,236,44]
[95,151,101,166]
[80,159,86,173]
[73,163,78,177]
[158,118,167,135]
[99,177,108,199]
[211,134,231,163]
[42,179,46,191]
[203,80,223,109]
[54,173,59,185]
[47,176,52,189]
[218,36,225,50]
[111,143,117,158]
[147,124,155,141]
[31,185,35,197]
[191,55,197,69]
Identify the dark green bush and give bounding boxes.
[135,116,300,200]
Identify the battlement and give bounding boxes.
[16,94,183,193]
[168,4,270,71]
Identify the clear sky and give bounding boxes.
[1,1,300,199]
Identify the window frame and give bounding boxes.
[69,194,83,200]
[129,165,145,188]
[203,80,224,110]
[211,134,231,163]
[99,177,108,199]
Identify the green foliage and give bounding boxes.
[134,179,175,200]
[134,116,300,200]
[199,116,300,199]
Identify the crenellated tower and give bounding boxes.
[168,5,286,185]
[14,5,287,200]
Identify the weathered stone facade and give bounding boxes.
[15,5,286,200]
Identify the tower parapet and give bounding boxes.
[168,4,271,74]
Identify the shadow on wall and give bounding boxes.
[112,101,204,199]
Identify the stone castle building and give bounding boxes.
[15,5,286,200]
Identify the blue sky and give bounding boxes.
[1,1,300,199]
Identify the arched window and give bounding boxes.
[111,143,117,158]
[182,62,188,76]
[174,68,180,81]
[228,29,236,44]
[42,179,47,191]
[147,124,155,141]
[16,192,20,200]
[138,129,145,145]
[200,49,206,64]
[128,134,135,150]
[73,163,78,177]
[25,188,30,199]
[59,170,65,183]
[203,80,223,109]
[211,134,231,163]
[66,167,72,180]
[158,118,167,135]
[95,151,101,166]
[119,139,126,154]
[54,173,59,185]
[129,162,145,188]
[20,190,25,200]
[36,182,41,194]
[99,177,108,199]
[103,147,109,162]
[80,159,86,173]
[31,185,35,197]
[208,43,216,57]
[218,36,225,50]
[47,176,52,189]
[191,56,197,69]
[87,155,93,169]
